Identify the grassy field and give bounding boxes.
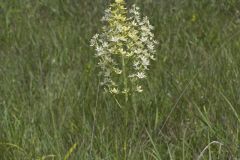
[1,0,240,159]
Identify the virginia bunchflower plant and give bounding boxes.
[90,0,157,99]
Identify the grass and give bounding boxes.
[0,0,240,159]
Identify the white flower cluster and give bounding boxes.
[90,0,157,94]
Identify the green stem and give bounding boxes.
[121,55,128,104]
[121,55,129,129]
[122,54,129,160]
[132,91,137,121]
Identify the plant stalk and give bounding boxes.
[121,55,128,104]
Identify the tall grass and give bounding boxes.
[0,0,240,159]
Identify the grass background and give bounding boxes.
[0,0,240,159]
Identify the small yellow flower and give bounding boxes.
[136,85,143,93]
[122,88,129,94]
[114,14,126,21]
[128,32,139,41]
[191,14,197,22]
[110,88,119,94]
[113,67,122,74]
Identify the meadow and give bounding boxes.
[0,0,240,159]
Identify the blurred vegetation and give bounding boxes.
[0,0,240,159]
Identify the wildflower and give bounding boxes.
[110,87,120,94]
[133,61,140,67]
[140,36,148,42]
[111,36,119,42]
[136,72,146,79]
[122,88,129,94]
[136,85,143,93]
[96,46,103,52]
[141,56,150,68]
[90,0,157,94]
[191,14,197,22]
[147,43,154,50]
[102,42,109,48]
[113,67,122,74]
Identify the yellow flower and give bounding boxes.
[113,67,122,74]
[110,88,119,94]
[136,85,143,93]
[191,14,197,22]
[114,14,126,21]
